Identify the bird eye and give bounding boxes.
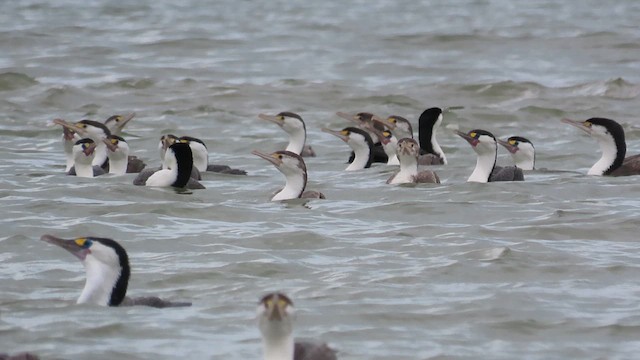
[470,132,477,138]
[584,121,592,128]
[74,238,93,248]
[111,139,118,144]
[340,130,349,136]
[278,116,285,120]
[278,299,288,307]
[389,117,396,123]
[115,116,122,122]
[509,139,516,145]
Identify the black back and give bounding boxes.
[180,136,207,149]
[418,107,443,155]
[170,143,194,188]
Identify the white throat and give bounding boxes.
[108,152,128,175]
[284,127,305,155]
[77,260,120,306]
[272,171,305,201]
[346,139,370,171]
[92,142,108,167]
[430,120,447,165]
[190,143,209,172]
[468,152,495,183]
[391,155,418,184]
[262,333,294,360]
[588,136,618,175]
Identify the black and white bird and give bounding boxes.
[134,142,204,189]
[54,119,111,169]
[335,112,388,164]
[322,127,374,171]
[103,135,146,175]
[562,117,640,176]
[133,135,203,188]
[387,138,440,184]
[67,139,105,178]
[456,129,524,183]
[41,234,191,308]
[258,112,316,157]
[497,136,535,171]
[252,150,325,201]
[417,107,447,165]
[365,119,399,166]
[257,292,337,360]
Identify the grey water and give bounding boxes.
[2,0,640,359]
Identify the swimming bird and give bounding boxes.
[258,292,337,360]
[53,118,80,172]
[41,234,191,308]
[366,120,399,165]
[562,117,640,176]
[53,119,110,169]
[387,138,440,184]
[252,150,325,201]
[103,135,146,175]
[335,112,388,164]
[497,136,535,171]
[418,107,447,165]
[178,136,247,175]
[258,112,316,157]
[135,142,205,189]
[103,113,135,136]
[67,139,105,178]
[133,135,203,188]
[456,129,524,182]
[322,127,374,171]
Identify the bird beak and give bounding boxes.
[335,111,357,122]
[83,143,97,156]
[252,150,282,167]
[455,130,478,146]
[114,113,136,132]
[258,114,284,126]
[53,119,89,137]
[40,234,90,260]
[266,301,283,321]
[561,118,592,135]
[322,128,349,142]
[497,139,518,154]
[103,139,119,152]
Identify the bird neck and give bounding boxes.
[190,145,209,173]
[77,261,123,306]
[108,153,128,175]
[382,141,398,165]
[285,128,306,155]
[399,155,419,176]
[346,141,372,171]
[262,334,294,360]
[74,160,95,178]
[468,152,496,183]
[387,155,399,165]
[513,155,534,171]
[589,136,625,175]
[64,138,75,172]
[419,122,447,164]
[92,142,108,168]
[273,170,306,201]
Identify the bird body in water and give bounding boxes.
[562,117,640,176]
[41,234,191,308]
[387,138,440,184]
[258,112,316,157]
[252,150,325,201]
[456,129,524,183]
[258,292,337,360]
[103,135,146,175]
